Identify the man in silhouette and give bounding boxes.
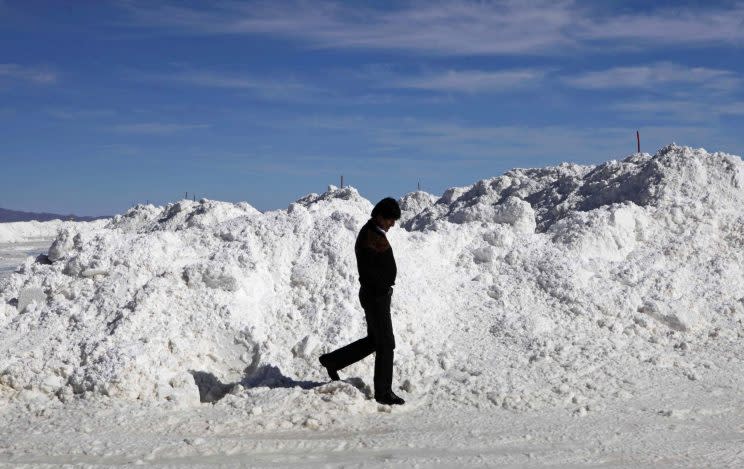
[319,197,405,405]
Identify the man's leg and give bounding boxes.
[320,336,375,376]
[362,291,396,397]
[373,344,394,395]
[319,288,381,379]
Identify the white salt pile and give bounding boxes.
[1,144,743,423]
[0,220,109,281]
[0,219,108,244]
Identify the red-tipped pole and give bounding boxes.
[636,130,640,153]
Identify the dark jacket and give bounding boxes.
[355,219,397,296]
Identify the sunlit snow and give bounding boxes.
[1,144,744,466]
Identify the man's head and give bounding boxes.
[371,197,401,232]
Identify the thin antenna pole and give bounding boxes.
[340,175,344,188]
[185,192,188,200]
[417,181,420,191]
[636,130,640,153]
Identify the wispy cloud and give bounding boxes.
[46,108,118,120]
[620,98,743,121]
[292,114,635,160]
[120,1,578,55]
[564,63,740,92]
[720,102,744,116]
[129,68,320,100]
[119,1,744,56]
[612,99,720,123]
[97,143,145,157]
[111,122,210,135]
[390,69,545,93]
[290,113,733,166]
[186,152,352,178]
[578,4,744,47]
[373,122,627,159]
[0,63,56,85]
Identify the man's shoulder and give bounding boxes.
[357,220,390,253]
[357,219,379,237]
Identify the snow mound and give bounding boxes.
[407,144,744,232]
[1,145,743,417]
[397,190,438,225]
[107,199,260,233]
[0,219,108,243]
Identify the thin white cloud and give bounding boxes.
[391,69,545,93]
[578,4,744,46]
[0,63,56,85]
[46,109,118,120]
[289,114,730,165]
[613,99,720,123]
[614,98,744,123]
[120,0,578,55]
[119,1,744,55]
[130,69,319,100]
[98,143,144,157]
[149,70,297,90]
[111,122,210,135]
[719,102,744,116]
[292,114,633,159]
[564,63,740,91]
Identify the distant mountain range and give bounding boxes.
[0,207,109,223]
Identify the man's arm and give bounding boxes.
[357,229,392,295]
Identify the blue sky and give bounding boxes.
[1,0,743,216]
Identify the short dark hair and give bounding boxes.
[371,197,401,220]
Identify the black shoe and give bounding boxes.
[318,355,340,381]
[375,391,405,406]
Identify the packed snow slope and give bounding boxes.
[1,145,744,421]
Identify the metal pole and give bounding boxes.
[636,131,640,153]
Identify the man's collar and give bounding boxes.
[368,218,386,235]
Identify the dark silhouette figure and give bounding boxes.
[319,198,405,405]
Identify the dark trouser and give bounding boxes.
[322,287,395,395]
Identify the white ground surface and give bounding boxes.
[2,373,743,467]
[1,145,744,467]
[0,240,52,278]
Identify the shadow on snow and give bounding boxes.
[189,364,325,403]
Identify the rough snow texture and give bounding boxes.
[0,219,107,243]
[397,190,438,226]
[1,145,744,422]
